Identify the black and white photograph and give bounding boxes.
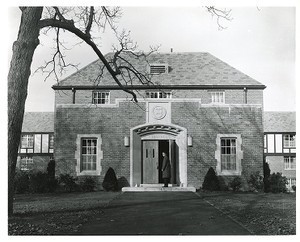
[3,0,297,238]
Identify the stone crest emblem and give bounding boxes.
[152,106,167,120]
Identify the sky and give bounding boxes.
[7,4,296,112]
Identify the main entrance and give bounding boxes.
[130,123,188,187]
[142,140,176,184]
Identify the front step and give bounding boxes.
[140,183,174,188]
[122,186,196,192]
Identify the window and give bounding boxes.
[21,134,34,148]
[215,134,243,176]
[221,138,237,171]
[49,134,54,149]
[287,178,296,189]
[284,156,296,170]
[211,91,225,104]
[283,134,296,148]
[149,64,168,75]
[20,156,33,171]
[92,91,110,104]
[264,135,267,153]
[145,91,172,99]
[81,138,97,171]
[75,134,102,176]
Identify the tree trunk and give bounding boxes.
[8,7,43,216]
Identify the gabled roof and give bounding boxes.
[53,52,265,89]
[264,112,296,133]
[22,112,54,133]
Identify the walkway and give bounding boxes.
[78,192,250,235]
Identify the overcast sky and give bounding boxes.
[8,6,296,112]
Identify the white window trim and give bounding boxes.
[287,178,296,189]
[21,134,34,148]
[283,134,296,148]
[215,134,243,176]
[284,156,296,170]
[145,91,172,99]
[20,156,33,171]
[210,91,225,104]
[75,134,103,176]
[92,91,110,105]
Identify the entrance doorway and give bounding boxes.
[142,140,176,184]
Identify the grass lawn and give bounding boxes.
[8,191,296,235]
[201,191,296,235]
[8,191,121,235]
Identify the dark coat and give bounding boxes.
[162,155,171,179]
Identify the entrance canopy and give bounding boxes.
[130,123,187,187]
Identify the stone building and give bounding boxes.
[264,112,296,190]
[51,52,266,191]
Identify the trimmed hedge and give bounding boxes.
[102,167,118,191]
[202,167,220,191]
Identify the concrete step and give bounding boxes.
[122,186,196,192]
[140,184,174,188]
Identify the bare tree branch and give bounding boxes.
[205,6,232,30]
[85,6,94,38]
[38,7,161,103]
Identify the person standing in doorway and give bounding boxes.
[162,152,171,187]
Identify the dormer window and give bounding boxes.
[149,64,168,75]
[145,91,172,99]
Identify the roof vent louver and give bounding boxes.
[149,64,168,75]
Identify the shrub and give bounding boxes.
[29,172,49,193]
[202,167,220,191]
[292,185,296,192]
[263,160,271,192]
[47,159,55,179]
[14,170,58,194]
[269,172,288,193]
[14,171,30,194]
[80,177,96,192]
[248,172,264,192]
[229,177,242,192]
[102,167,118,191]
[59,174,78,192]
[47,177,58,192]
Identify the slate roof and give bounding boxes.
[53,52,265,88]
[22,112,54,133]
[264,112,296,133]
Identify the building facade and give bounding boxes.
[51,52,266,190]
[264,112,296,190]
[17,112,54,172]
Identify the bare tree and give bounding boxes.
[8,7,43,217]
[8,6,231,216]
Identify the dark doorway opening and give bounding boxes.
[158,140,169,183]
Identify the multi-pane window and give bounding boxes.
[21,134,34,148]
[81,138,97,171]
[149,64,168,74]
[284,156,296,170]
[92,91,110,104]
[49,134,54,149]
[145,91,172,99]
[283,134,296,148]
[264,135,267,153]
[211,91,225,104]
[287,178,296,189]
[221,138,237,171]
[20,156,33,171]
